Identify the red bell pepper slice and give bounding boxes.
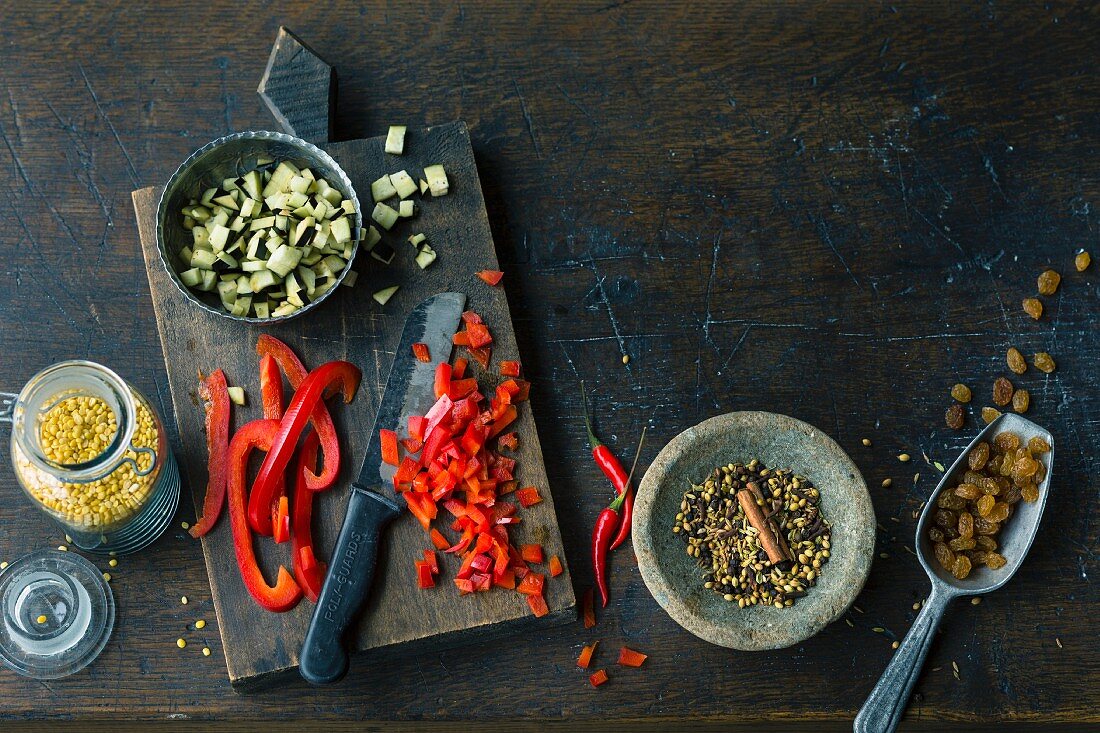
[489,405,517,437]
[516,486,542,508]
[589,669,608,687]
[433,362,451,399]
[259,354,283,420]
[452,357,468,379]
[189,369,231,539]
[400,437,423,454]
[496,432,519,451]
[473,572,492,592]
[521,544,544,564]
[454,578,475,594]
[421,423,450,466]
[516,571,545,596]
[430,528,450,550]
[226,418,302,612]
[460,421,489,456]
[498,480,517,495]
[513,380,531,402]
[249,360,361,535]
[256,335,343,492]
[291,431,325,602]
[466,323,492,349]
[527,593,549,617]
[452,331,471,347]
[582,587,596,628]
[447,378,478,400]
[493,568,516,589]
[476,269,504,286]
[499,360,521,377]
[424,394,453,437]
[577,641,598,669]
[423,549,439,575]
[549,555,564,577]
[461,310,483,325]
[403,491,435,530]
[617,647,648,667]
[408,415,427,442]
[415,560,435,589]
[412,342,431,363]
[272,496,290,544]
[380,429,400,466]
[467,346,491,370]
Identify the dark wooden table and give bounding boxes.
[0,2,1096,729]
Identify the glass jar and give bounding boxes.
[0,361,180,554]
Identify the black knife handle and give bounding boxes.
[300,489,401,685]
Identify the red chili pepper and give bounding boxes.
[412,342,431,363]
[189,369,231,539]
[291,431,325,602]
[248,360,361,535]
[259,354,283,420]
[256,335,343,493]
[580,381,633,551]
[476,269,504,286]
[591,427,646,607]
[226,419,302,612]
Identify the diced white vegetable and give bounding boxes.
[253,301,270,319]
[208,224,230,251]
[419,179,429,195]
[191,249,217,270]
[385,125,406,154]
[342,270,358,287]
[390,170,417,199]
[267,244,303,277]
[398,200,416,218]
[364,226,381,249]
[271,302,299,318]
[330,217,352,244]
[373,285,399,305]
[415,245,437,270]
[371,202,399,230]
[371,175,397,202]
[424,164,449,196]
[180,268,202,287]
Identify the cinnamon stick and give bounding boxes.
[737,483,793,564]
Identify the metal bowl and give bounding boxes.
[156,130,362,323]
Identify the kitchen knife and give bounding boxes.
[299,291,466,685]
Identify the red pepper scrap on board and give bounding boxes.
[580,382,634,551]
[589,669,609,687]
[412,342,431,363]
[476,269,504,286]
[577,641,598,669]
[591,428,646,607]
[617,647,648,667]
[189,369,231,539]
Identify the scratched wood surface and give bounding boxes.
[0,1,1097,728]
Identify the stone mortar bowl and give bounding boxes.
[633,411,875,650]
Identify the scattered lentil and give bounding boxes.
[181,521,190,530]
[971,597,981,605]
[102,572,111,582]
[1006,347,1027,375]
[898,453,911,462]
[1033,352,1056,373]
[1036,269,1061,296]
[892,641,900,649]
[0,561,7,570]
[176,638,186,649]
[912,601,922,611]
[1021,298,1043,320]
[180,596,189,605]
[1076,251,1091,271]
[950,384,972,403]
[36,614,47,624]
[621,354,630,365]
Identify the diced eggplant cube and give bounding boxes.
[262,161,299,198]
[249,216,276,231]
[364,226,381,250]
[340,199,356,215]
[191,249,217,270]
[212,194,239,211]
[199,270,217,291]
[372,285,399,305]
[200,187,218,206]
[419,179,429,195]
[408,232,426,248]
[241,170,262,200]
[240,260,267,273]
[249,268,279,292]
[342,270,358,288]
[180,268,203,287]
[236,274,253,295]
[179,246,194,265]
[252,301,270,319]
[289,175,311,194]
[385,125,406,154]
[415,245,437,270]
[271,302,299,318]
[296,265,317,296]
[192,226,211,248]
[321,186,342,206]
[371,175,397,202]
[370,243,396,264]
[208,224,231,251]
[398,200,416,218]
[424,164,449,196]
[371,202,399,230]
[330,217,352,244]
[390,170,417,199]
[267,244,303,277]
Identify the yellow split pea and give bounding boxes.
[15,393,161,532]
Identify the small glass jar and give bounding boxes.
[1,361,180,554]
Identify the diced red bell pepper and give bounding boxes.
[489,405,517,437]
[577,641,598,669]
[499,379,521,397]
[447,378,478,400]
[430,528,450,550]
[493,568,516,589]
[380,429,400,466]
[492,456,515,481]
[589,669,608,687]
[549,555,564,577]
[521,544,544,564]
[583,587,596,628]
[446,526,476,555]
[461,310,483,325]
[272,496,290,544]
[516,486,542,508]
[467,346,491,370]
[460,421,489,456]
[452,357,468,379]
[466,323,492,349]
[617,647,648,667]
[259,354,284,420]
[499,360,521,377]
[433,362,451,399]
[476,269,504,286]
[452,331,471,347]
[499,480,518,495]
[394,456,420,485]
[412,342,431,363]
[470,554,492,575]
[527,593,549,617]
[423,549,439,575]
[291,431,325,602]
[472,528,494,553]
[454,578,475,594]
[424,394,454,438]
[408,415,428,442]
[226,418,302,612]
[516,572,545,596]
[497,432,519,451]
[403,491,435,530]
[189,369,231,539]
[249,360,361,535]
[514,565,529,580]
[456,551,479,579]
[513,380,531,402]
[256,335,343,493]
[421,423,451,466]
[401,438,423,454]
[472,572,493,592]
[416,560,435,589]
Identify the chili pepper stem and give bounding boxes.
[579,380,604,449]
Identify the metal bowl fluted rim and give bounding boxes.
[632,410,876,651]
[155,130,362,324]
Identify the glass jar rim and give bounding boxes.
[11,360,137,483]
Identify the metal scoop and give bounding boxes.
[854,413,1053,733]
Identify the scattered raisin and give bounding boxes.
[929,528,945,543]
[1036,269,1061,295]
[1028,436,1050,454]
[1033,352,1056,373]
[1022,298,1043,320]
[945,404,966,430]
[992,377,1013,406]
[937,493,966,511]
[982,407,1001,424]
[985,552,1007,570]
[950,383,972,403]
[935,509,957,529]
[952,554,972,580]
[1011,389,1030,414]
[993,432,1020,452]
[968,443,990,470]
[1076,251,1091,272]
[1006,347,1027,375]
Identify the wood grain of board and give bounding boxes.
[132,121,575,690]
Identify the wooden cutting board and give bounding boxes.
[130,29,574,691]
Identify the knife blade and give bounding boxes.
[300,292,466,685]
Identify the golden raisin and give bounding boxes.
[992,377,1014,406]
[979,476,1002,496]
[945,404,965,430]
[935,509,957,529]
[1021,484,1039,502]
[982,407,1001,424]
[968,443,990,470]
[993,432,1020,452]
[1036,269,1061,295]
[1011,389,1030,414]
[929,527,945,543]
[974,517,1000,535]
[1012,455,1038,481]
[976,494,995,517]
[968,551,988,566]
[1022,298,1043,320]
[955,483,982,500]
[1027,436,1050,454]
[976,535,997,551]
[985,552,1007,570]
[934,542,956,570]
[949,537,976,551]
[1003,484,1023,504]
[958,511,974,539]
[952,554,972,579]
[1076,251,1091,271]
[950,383,972,403]
[987,502,1010,523]
[1006,348,1027,375]
[1033,352,1056,373]
[937,493,966,511]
